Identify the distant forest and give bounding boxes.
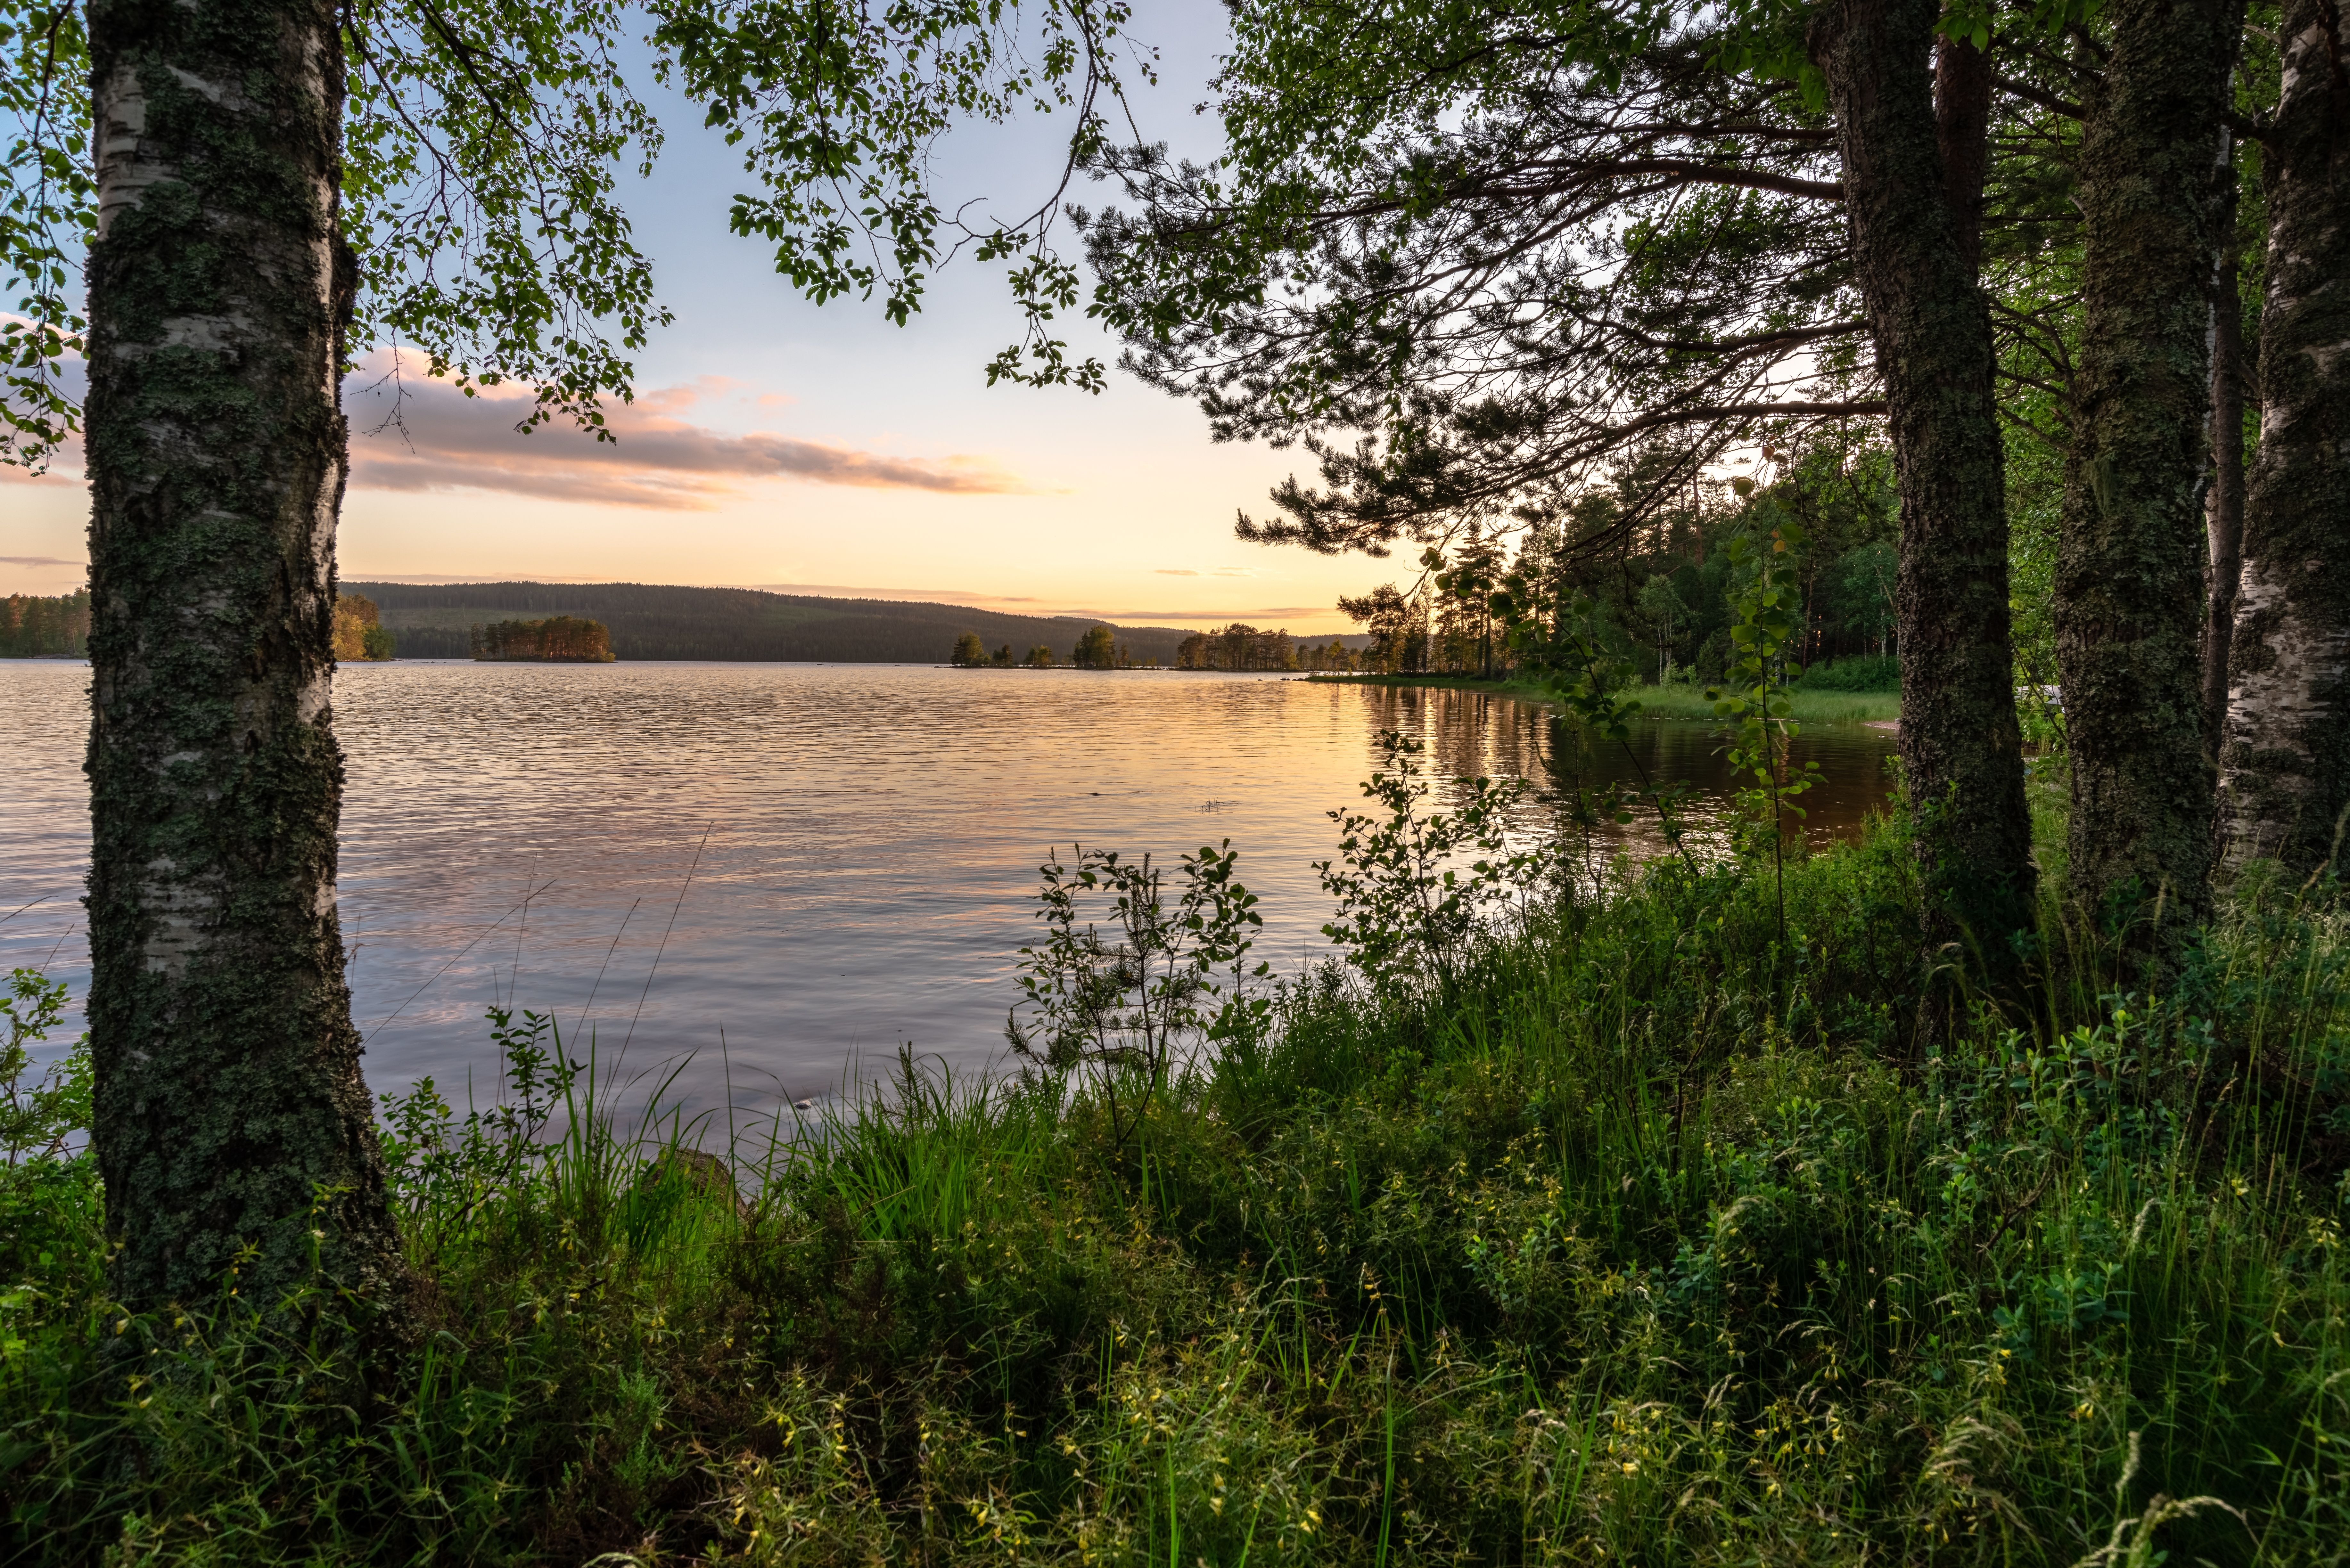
[344,582,1214,664]
[0,590,89,657]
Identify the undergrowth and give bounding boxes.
[4,805,2348,1564]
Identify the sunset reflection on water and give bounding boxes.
[0,662,1893,1123]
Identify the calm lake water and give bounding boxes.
[0,661,1894,1123]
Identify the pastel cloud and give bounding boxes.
[0,447,82,484]
[5,356,1039,509]
[343,359,1039,509]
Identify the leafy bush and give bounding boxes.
[0,971,87,1166]
[1006,840,1270,1142]
[1317,730,1558,993]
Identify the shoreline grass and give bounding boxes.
[1306,671,1900,725]
[5,811,2347,1563]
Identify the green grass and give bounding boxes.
[1309,672,1901,725]
[5,810,2348,1564]
[1628,682,1899,724]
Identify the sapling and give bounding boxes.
[1317,732,1555,993]
[1007,842,1269,1145]
[1706,516,1824,951]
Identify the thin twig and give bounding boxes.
[0,892,59,928]
[362,878,559,1041]
[575,896,640,1041]
[619,824,715,1070]
[507,860,537,1009]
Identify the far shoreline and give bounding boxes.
[1302,671,1902,725]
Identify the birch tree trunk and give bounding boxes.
[2218,0,2350,873]
[2056,0,2240,952]
[85,0,406,1314]
[1812,0,2037,988]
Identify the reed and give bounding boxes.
[4,809,2346,1564]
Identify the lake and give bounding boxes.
[0,661,1895,1123]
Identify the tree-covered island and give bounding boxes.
[470,616,616,662]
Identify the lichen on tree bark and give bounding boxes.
[84,0,406,1315]
[2056,0,2241,951]
[2219,0,2350,874]
[1811,0,2036,989]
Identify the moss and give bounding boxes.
[83,0,403,1313]
[2055,0,2238,947]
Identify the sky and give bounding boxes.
[2,0,1384,634]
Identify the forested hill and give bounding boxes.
[342,581,1209,664]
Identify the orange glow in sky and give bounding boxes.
[2,1,1389,636]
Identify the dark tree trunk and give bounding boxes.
[1935,32,1993,269]
[2056,0,2240,948]
[2218,0,2350,873]
[85,0,406,1313]
[2204,154,2246,753]
[1812,0,2037,986]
